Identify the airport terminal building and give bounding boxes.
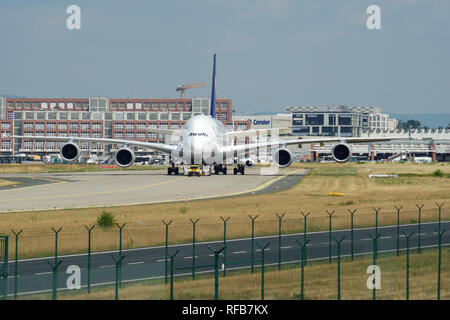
[0,96,250,157]
[286,105,398,137]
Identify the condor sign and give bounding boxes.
[247,118,271,128]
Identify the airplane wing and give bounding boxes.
[225,128,289,138]
[11,136,177,154]
[220,136,413,154]
[147,128,182,136]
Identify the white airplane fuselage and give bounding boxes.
[174,114,228,165]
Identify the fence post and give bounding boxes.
[394,206,402,256]
[11,230,22,300]
[368,232,381,300]
[300,212,310,265]
[111,254,126,300]
[167,250,179,300]
[347,209,356,261]
[372,208,381,258]
[275,213,285,270]
[435,203,444,233]
[189,218,199,280]
[256,242,270,300]
[333,236,346,300]
[162,220,172,284]
[416,204,423,253]
[295,239,309,300]
[46,259,63,300]
[220,217,230,277]
[0,235,9,300]
[402,231,414,300]
[51,227,63,264]
[326,210,335,264]
[84,225,95,294]
[435,228,446,300]
[249,215,258,273]
[116,223,126,287]
[207,246,226,300]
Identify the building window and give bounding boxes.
[81,132,90,137]
[92,123,101,130]
[24,141,33,149]
[149,123,157,129]
[305,114,324,125]
[36,123,44,129]
[119,102,126,109]
[137,123,146,129]
[92,132,101,138]
[126,132,134,139]
[137,132,146,139]
[81,123,90,130]
[24,122,34,129]
[70,123,79,130]
[144,102,150,109]
[160,113,169,121]
[172,113,180,121]
[160,123,169,130]
[47,123,56,130]
[47,141,56,149]
[8,112,13,119]
[149,113,157,120]
[1,123,10,129]
[111,102,117,109]
[114,123,124,130]
[59,132,68,137]
[183,113,191,120]
[221,113,227,121]
[36,141,44,149]
[115,132,123,138]
[149,133,157,139]
[70,132,79,137]
[338,115,352,126]
[127,103,134,110]
[58,123,67,130]
[47,131,56,136]
[126,123,135,130]
[8,101,14,108]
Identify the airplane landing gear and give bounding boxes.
[214,164,227,175]
[234,164,245,175]
[167,163,179,175]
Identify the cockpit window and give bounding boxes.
[188,133,208,137]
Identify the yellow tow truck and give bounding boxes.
[188,165,201,177]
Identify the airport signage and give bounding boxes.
[248,119,271,126]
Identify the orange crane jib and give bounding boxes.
[176,83,207,99]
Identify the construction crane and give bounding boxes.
[176,83,207,99]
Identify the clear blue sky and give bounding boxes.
[1,0,449,115]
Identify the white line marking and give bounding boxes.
[99,265,114,269]
[183,256,198,259]
[281,246,292,249]
[156,259,166,262]
[233,251,246,254]
[128,261,144,265]
[34,272,52,275]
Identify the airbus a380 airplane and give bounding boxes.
[12,54,401,175]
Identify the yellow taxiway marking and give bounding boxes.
[0,176,69,193]
[0,177,183,203]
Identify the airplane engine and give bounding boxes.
[244,158,255,168]
[331,143,352,163]
[114,147,135,168]
[60,142,81,162]
[273,148,293,168]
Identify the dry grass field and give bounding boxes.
[0,161,449,259]
[25,247,450,300]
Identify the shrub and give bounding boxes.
[180,207,187,214]
[97,210,116,228]
[432,169,444,177]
